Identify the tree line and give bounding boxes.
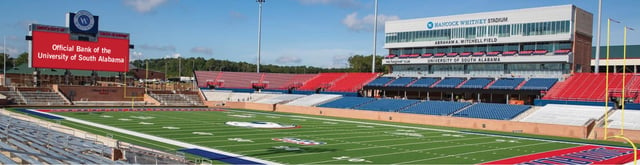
[2,52,387,77]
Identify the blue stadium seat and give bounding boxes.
[459,78,493,89]
[400,101,471,116]
[354,99,420,112]
[387,77,415,87]
[409,77,439,88]
[433,78,464,88]
[452,103,531,120]
[520,78,558,90]
[365,77,394,87]
[317,97,376,109]
[489,78,525,89]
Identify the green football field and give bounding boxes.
[50,108,584,164]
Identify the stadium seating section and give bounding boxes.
[387,77,415,87]
[452,103,531,120]
[285,94,343,106]
[354,99,420,112]
[433,78,465,88]
[519,104,608,126]
[318,97,376,109]
[326,73,378,92]
[543,73,636,101]
[400,101,471,116]
[519,78,558,90]
[607,109,640,130]
[195,71,377,92]
[149,91,204,106]
[0,113,123,164]
[489,78,525,90]
[409,77,439,87]
[365,77,394,87]
[459,78,493,89]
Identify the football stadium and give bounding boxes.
[0,2,639,165]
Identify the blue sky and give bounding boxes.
[1,0,639,68]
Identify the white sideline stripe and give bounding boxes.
[34,110,282,165]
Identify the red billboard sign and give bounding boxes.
[30,25,130,72]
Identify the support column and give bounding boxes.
[506,94,510,104]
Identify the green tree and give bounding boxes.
[347,55,385,73]
[15,52,28,66]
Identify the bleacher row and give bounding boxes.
[543,73,640,102]
[0,113,125,164]
[195,71,378,92]
[385,49,570,59]
[204,90,640,130]
[366,77,558,90]
[0,89,204,106]
[317,97,531,120]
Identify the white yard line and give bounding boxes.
[345,136,493,151]
[393,142,552,164]
[303,140,506,164]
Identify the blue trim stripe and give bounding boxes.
[179,148,265,165]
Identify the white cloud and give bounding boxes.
[139,44,176,52]
[331,55,350,68]
[190,47,213,55]
[123,0,168,13]
[275,56,302,64]
[229,11,247,20]
[170,53,181,58]
[297,0,363,9]
[342,12,399,32]
[0,45,21,57]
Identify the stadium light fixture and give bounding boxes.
[594,0,602,73]
[604,18,620,140]
[256,0,265,73]
[371,0,378,73]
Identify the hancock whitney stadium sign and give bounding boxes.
[382,55,571,65]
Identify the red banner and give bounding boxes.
[483,145,636,164]
[31,30,129,72]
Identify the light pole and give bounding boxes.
[371,0,378,73]
[3,36,6,86]
[621,26,634,135]
[256,0,265,73]
[604,18,620,140]
[594,0,602,73]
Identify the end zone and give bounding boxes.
[482,145,636,164]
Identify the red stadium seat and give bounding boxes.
[385,54,397,58]
[486,51,501,56]
[503,50,517,56]
[533,50,548,55]
[472,51,485,56]
[554,49,571,54]
[519,50,534,55]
